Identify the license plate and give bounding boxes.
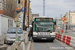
[11,40,13,41]
[41,38,46,39]
[38,32,50,35]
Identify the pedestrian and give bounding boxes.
[28,27,33,41]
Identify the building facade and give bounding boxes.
[0,0,6,10]
[66,11,75,25]
[32,14,39,19]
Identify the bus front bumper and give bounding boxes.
[32,35,55,40]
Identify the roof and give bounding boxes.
[32,14,39,15]
[33,17,53,19]
[71,11,75,13]
[32,14,39,17]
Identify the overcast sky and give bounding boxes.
[31,0,75,18]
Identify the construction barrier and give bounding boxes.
[62,35,66,43]
[57,34,59,40]
[66,36,71,45]
[61,34,63,41]
[24,31,28,44]
[55,33,75,48]
[70,37,75,48]
[55,33,58,39]
[19,42,25,50]
[11,41,20,50]
[11,41,25,50]
[58,34,62,41]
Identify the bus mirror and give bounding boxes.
[54,21,56,25]
[32,21,34,26]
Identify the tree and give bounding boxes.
[4,0,16,18]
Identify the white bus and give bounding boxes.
[32,17,56,42]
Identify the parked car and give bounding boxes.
[4,27,25,44]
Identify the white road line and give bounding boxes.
[55,39,75,50]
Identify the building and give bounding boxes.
[65,11,75,25]
[0,0,6,14]
[0,0,6,10]
[0,14,16,35]
[32,14,39,19]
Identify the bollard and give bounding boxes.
[11,41,20,50]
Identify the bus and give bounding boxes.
[32,17,56,42]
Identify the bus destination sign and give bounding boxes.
[35,18,53,21]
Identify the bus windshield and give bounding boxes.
[33,22,54,32]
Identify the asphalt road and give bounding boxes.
[30,39,75,50]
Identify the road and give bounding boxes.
[30,39,75,50]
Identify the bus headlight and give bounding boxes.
[6,36,10,39]
[50,32,55,35]
[51,35,55,37]
[33,32,38,35]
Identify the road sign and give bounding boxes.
[19,17,21,20]
[22,7,27,12]
[22,7,24,12]
[62,16,67,24]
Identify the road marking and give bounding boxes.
[56,39,75,50]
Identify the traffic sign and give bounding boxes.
[22,7,27,12]
[22,7,24,12]
[19,17,21,20]
[62,16,67,24]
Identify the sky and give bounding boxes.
[31,0,75,18]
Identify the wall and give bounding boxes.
[8,19,13,28]
[0,0,6,10]
[0,15,1,35]
[0,14,16,35]
[70,13,75,25]
[13,20,16,27]
[65,12,75,25]
[1,16,8,35]
[8,19,16,27]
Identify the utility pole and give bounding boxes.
[23,0,27,30]
[69,11,71,30]
[60,14,62,28]
[43,0,45,16]
[16,0,18,41]
[28,0,30,28]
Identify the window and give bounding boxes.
[18,0,20,4]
